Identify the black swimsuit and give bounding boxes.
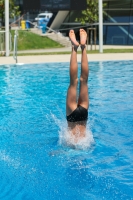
[66,105,88,122]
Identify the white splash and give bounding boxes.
[0,150,20,169]
[59,126,94,150]
[51,113,95,150]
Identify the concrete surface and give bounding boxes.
[0,46,133,65]
[10,45,133,54]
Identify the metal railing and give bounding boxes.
[0,30,12,55]
[46,26,58,34]
[0,31,5,55]
[13,30,18,63]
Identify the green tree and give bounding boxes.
[0,0,20,27]
[75,0,99,25]
[75,0,106,50]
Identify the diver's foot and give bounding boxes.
[80,29,87,50]
[69,30,79,51]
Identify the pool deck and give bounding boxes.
[1,46,133,65]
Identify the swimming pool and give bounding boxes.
[0,60,133,200]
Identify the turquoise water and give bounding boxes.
[0,60,133,200]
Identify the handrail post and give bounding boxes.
[5,0,10,56]
[99,0,103,53]
[13,30,18,63]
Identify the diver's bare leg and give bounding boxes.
[78,29,89,109]
[66,30,79,116]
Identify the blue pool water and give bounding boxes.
[0,60,133,200]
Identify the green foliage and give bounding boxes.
[0,0,20,25]
[75,0,105,25]
[11,30,63,50]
